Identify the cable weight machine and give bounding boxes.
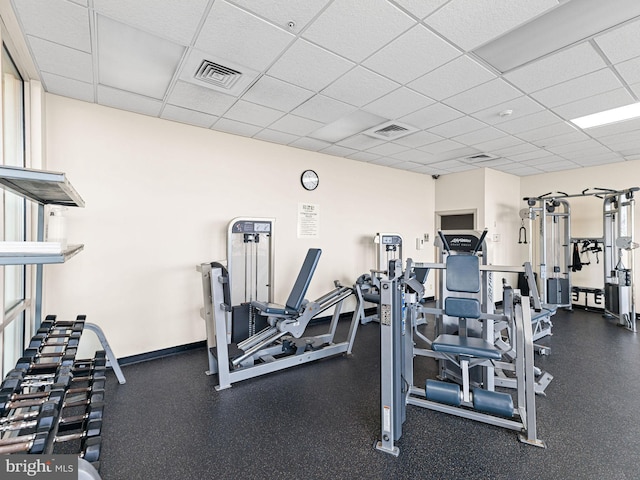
[523,187,639,331]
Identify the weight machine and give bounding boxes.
[523,187,639,331]
[354,233,403,325]
[199,236,359,389]
[375,243,546,456]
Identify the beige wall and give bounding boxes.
[435,168,523,299]
[43,94,436,357]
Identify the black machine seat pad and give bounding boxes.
[432,334,501,360]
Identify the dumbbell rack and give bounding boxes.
[0,315,105,468]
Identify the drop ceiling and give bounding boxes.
[9,0,640,176]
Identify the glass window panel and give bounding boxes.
[2,45,26,377]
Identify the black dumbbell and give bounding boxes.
[82,436,101,463]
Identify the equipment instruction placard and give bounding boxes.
[297,203,319,238]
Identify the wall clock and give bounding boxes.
[301,170,319,191]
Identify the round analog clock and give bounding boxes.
[301,170,319,191]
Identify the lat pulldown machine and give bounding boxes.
[523,187,639,331]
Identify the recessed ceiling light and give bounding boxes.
[473,0,640,73]
[570,102,640,129]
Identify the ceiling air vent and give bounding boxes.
[194,60,242,90]
[463,153,499,163]
[364,121,417,140]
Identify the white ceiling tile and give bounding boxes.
[427,158,468,170]
[347,151,381,162]
[471,157,513,168]
[624,154,640,161]
[587,116,640,138]
[268,39,354,91]
[391,0,449,19]
[408,55,495,101]
[559,146,612,160]
[336,134,386,150]
[227,0,331,33]
[553,88,635,120]
[413,165,448,174]
[530,69,624,108]
[97,85,162,116]
[214,118,262,137]
[444,164,478,173]
[615,56,640,85]
[451,126,507,146]
[499,165,544,176]
[93,0,209,45]
[69,0,88,6]
[362,88,434,120]
[572,154,623,166]
[291,95,357,123]
[531,131,589,149]
[196,1,294,71]
[167,81,236,116]
[309,110,385,142]
[289,137,332,151]
[41,72,94,103]
[392,130,443,148]
[363,25,459,84]
[594,18,640,65]
[515,122,577,142]
[545,139,605,155]
[97,15,185,100]
[370,157,404,167]
[390,161,424,171]
[366,143,411,156]
[424,0,558,51]
[432,146,481,162]
[497,110,563,135]
[269,114,324,137]
[596,130,640,148]
[243,76,314,112]
[161,105,217,128]
[603,137,640,151]
[321,145,358,157]
[443,79,522,114]
[302,1,415,63]
[537,160,580,172]
[429,116,487,138]
[400,102,464,129]
[27,36,93,83]
[223,100,285,127]
[473,135,524,152]
[253,129,300,145]
[508,150,554,163]
[390,149,437,163]
[418,139,466,155]
[472,96,545,126]
[493,142,539,157]
[321,67,400,107]
[630,81,640,99]
[505,42,608,93]
[15,0,91,52]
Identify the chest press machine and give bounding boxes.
[198,248,359,390]
[376,231,547,456]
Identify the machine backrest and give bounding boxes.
[444,254,481,319]
[446,255,480,293]
[285,249,322,311]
